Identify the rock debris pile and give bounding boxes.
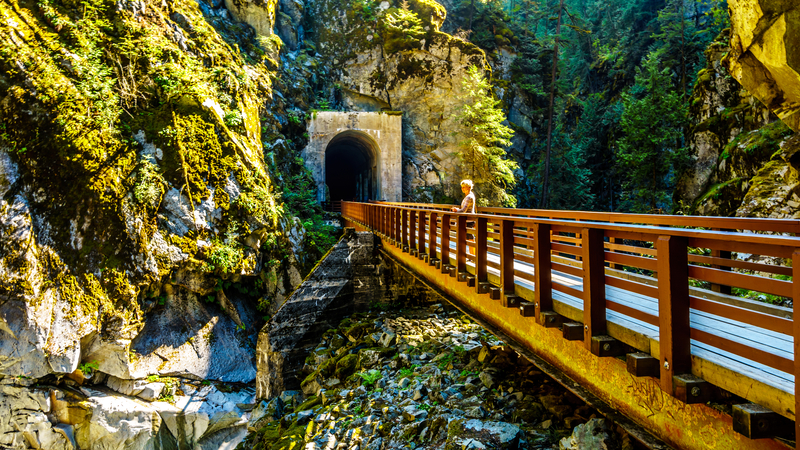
[240,304,632,450]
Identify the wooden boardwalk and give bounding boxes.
[342,201,799,449]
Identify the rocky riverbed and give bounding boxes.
[239,303,633,450]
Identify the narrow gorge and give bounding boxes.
[2,0,800,448]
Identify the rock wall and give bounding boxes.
[726,0,800,132]
[679,12,800,218]
[676,36,776,215]
[0,0,322,447]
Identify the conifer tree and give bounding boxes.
[455,65,519,207]
[616,51,690,213]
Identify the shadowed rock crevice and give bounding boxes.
[255,230,435,399]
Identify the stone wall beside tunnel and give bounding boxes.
[302,111,402,203]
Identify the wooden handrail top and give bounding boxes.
[371,201,800,234]
[355,202,800,249]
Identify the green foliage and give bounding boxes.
[398,367,415,378]
[205,224,244,273]
[382,1,426,52]
[287,111,303,126]
[454,65,518,207]
[353,0,377,22]
[615,51,690,213]
[224,110,244,128]
[133,160,166,209]
[357,369,383,387]
[79,360,100,376]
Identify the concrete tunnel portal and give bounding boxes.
[325,131,378,203]
[302,111,402,204]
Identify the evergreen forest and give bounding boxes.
[442,0,734,213]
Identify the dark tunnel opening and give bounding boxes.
[325,131,378,202]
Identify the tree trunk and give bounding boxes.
[469,0,475,31]
[540,0,564,209]
[680,0,686,99]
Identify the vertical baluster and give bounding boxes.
[657,235,690,395]
[793,250,800,445]
[429,212,438,260]
[475,217,488,293]
[441,213,451,269]
[398,208,403,244]
[418,210,426,256]
[409,210,417,252]
[582,228,606,350]
[392,208,397,242]
[534,223,553,322]
[457,215,467,274]
[402,210,408,249]
[500,219,515,296]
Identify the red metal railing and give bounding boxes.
[342,200,800,444]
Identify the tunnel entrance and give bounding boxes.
[325,131,378,203]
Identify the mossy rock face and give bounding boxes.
[679,29,785,212]
[718,121,793,181]
[726,0,800,131]
[0,0,311,380]
[736,134,800,218]
[693,177,748,217]
[334,353,359,379]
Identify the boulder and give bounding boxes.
[559,418,613,450]
[445,419,527,450]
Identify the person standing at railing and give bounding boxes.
[451,179,476,214]
[452,180,476,254]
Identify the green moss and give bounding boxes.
[294,395,321,412]
[334,353,358,379]
[0,0,283,324]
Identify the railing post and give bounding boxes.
[418,210,426,255]
[582,228,606,350]
[500,219,515,296]
[441,214,451,268]
[657,235,690,395]
[409,210,417,252]
[475,217,488,293]
[457,215,467,274]
[793,250,800,446]
[534,223,553,322]
[429,212,438,260]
